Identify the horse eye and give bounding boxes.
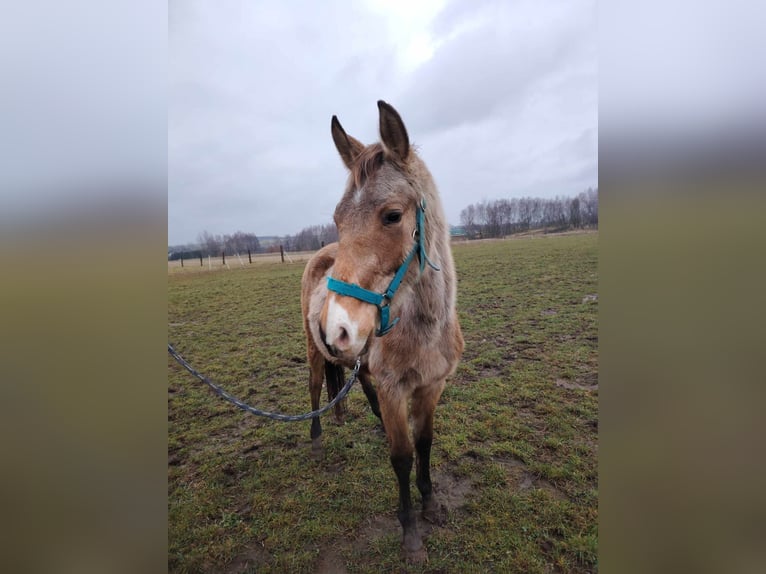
[383,211,402,225]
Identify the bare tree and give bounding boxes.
[497,199,513,236]
[569,196,582,229]
[197,230,221,257]
[518,198,532,231]
[285,222,338,252]
[580,187,598,227]
[317,223,338,245]
[475,201,488,236]
[459,204,477,236]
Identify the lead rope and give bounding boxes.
[168,343,360,421]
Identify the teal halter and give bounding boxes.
[327,198,440,336]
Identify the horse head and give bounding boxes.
[321,101,440,361]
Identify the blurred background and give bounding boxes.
[1,1,765,573]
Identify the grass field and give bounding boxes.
[168,232,598,573]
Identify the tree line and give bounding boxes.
[459,187,597,238]
[168,188,597,259]
[281,223,338,253]
[168,230,261,260]
[168,225,339,259]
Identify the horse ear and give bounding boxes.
[331,115,365,170]
[377,100,409,162]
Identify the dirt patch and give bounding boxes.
[351,467,474,549]
[497,457,569,502]
[581,294,597,304]
[224,541,269,574]
[431,468,474,513]
[311,467,474,572]
[315,547,349,574]
[312,515,400,574]
[478,365,504,378]
[555,378,598,391]
[350,514,401,553]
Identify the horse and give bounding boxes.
[300,100,464,563]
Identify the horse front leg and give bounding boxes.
[412,380,447,525]
[379,387,426,563]
[308,348,325,459]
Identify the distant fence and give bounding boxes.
[168,247,317,273]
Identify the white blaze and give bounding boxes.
[325,295,364,354]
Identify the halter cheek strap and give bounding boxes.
[327,198,440,337]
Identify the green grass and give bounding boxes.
[168,232,598,573]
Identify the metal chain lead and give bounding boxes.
[168,343,360,422]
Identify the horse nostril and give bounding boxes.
[337,326,350,348]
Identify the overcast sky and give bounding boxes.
[3,1,764,242]
[169,0,598,245]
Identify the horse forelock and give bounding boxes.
[351,143,385,189]
[339,143,430,212]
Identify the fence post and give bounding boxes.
[248,249,252,264]
[222,251,226,266]
[180,256,184,268]
[199,253,203,266]
[280,245,285,263]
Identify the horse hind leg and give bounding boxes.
[358,369,383,426]
[412,380,448,526]
[324,361,347,425]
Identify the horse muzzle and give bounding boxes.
[321,293,375,360]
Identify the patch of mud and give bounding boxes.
[241,442,262,458]
[496,455,525,468]
[555,378,598,391]
[224,541,269,574]
[350,514,401,553]
[315,548,349,574]
[310,466,474,572]
[478,365,504,378]
[312,516,401,574]
[324,460,347,475]
[430,468,474,513]
[497,457,569,502]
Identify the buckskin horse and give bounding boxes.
[300,101,464,562]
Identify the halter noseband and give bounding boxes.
[327,198,440,336]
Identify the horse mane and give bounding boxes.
[351,143,385,188]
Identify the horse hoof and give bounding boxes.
[401,531,427,563]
